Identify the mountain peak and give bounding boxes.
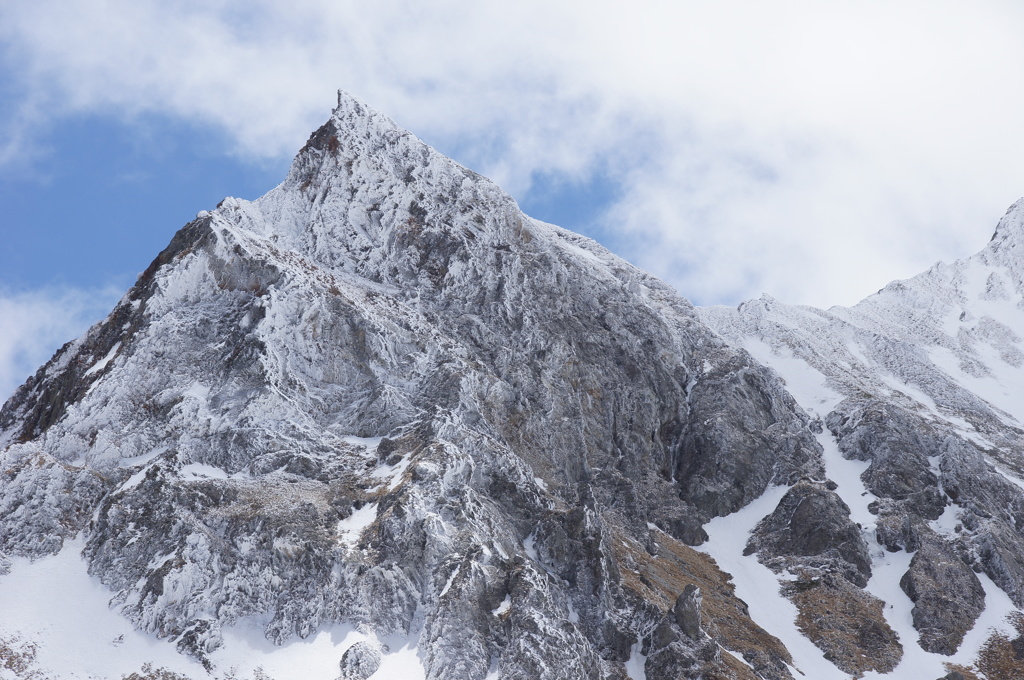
[331,89,401,133]
[988,196,1024,250]
[247,90,532,293]
[292,90,416,167]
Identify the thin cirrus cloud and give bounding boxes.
[2,0,1024,312]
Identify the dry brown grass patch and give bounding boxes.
[943,662,983,680]
[974,612,1024,680]
[0,635,49,680]
[0,636,38,677]
[785,575,901,677]
[612,526,792,679]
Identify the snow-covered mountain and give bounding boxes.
[700,204,1024,679]
[1,93,1022,680]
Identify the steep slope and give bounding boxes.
[0,94,828,680]
[702,202,1024,679]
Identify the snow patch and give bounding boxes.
[861,549,1020,679]
[182,381,210,401]
[438,567,459,599]
[552,236,605,266]
[740,337,843,417]
[928,344,1024,427]
[624,641,647,680]
[337,503,378,547]
[180,463,230,480]
[210,620,426,680]
[566,599,579,624]
[993,464,1024,492]
[0,539,204,679]
[116,466,156,494]
[523,531,539,561]
[369,456,410,491]
[879,373,939,413]
[343,435,385,449]
[816,431,875,528]
[84,342,121,377]
[928,501,961,536]
[491,595,511,616]
[484,655,501,680]
[119,446,168,468]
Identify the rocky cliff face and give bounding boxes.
[1,94,1023,680]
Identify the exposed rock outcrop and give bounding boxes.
[746,480,872,587]
[702,211,1024,664]
[900,533,986,655]
[338,641,383,680]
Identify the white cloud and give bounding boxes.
[0,288,121,404]
[3,0,1024,305]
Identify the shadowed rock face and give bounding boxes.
[746,480,872,588]
[676,354,822,519]
[0,94,821,680]
[828,401,948,521]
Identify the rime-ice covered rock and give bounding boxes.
[0,92,820,680]
[338,641,383,680]
[5,90,1024,679]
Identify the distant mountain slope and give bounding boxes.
[701,202,1024,678]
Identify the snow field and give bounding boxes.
[0,540,426,680]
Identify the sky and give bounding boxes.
[3,0,1024,400]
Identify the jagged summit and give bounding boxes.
[204,90,553,308]
[331,89,404,133]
